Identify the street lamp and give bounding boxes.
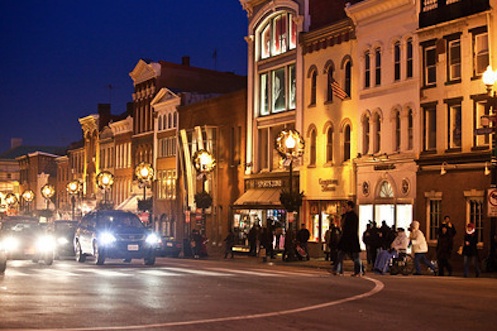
[482,65,497,271]
[135,162,154,201]
[5,193,18,214]
[192,149,216,234]
[22,189,35,214]
[41,184,55,210]
[66,180,82,219]
[96,171,114,208]
[275,129,305,212]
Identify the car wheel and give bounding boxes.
[0,252,6,274]
[44,252,54,266]
[75,241,86,263]
[94,242,105,265]
[144,254,156,266]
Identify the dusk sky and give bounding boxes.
[0,0,248,153]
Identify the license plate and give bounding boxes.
[127,244,139,251]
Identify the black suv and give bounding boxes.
[74,210,160,265]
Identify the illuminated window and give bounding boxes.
[259,64,295,116]
[259,12,297,60]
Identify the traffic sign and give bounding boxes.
[475,127,494,135]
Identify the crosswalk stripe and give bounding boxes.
[162,267,230,277]
[208,268,278,277]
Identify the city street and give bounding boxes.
[1,257,496,330]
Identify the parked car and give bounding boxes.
[52,220,78,258]
[157,236,182,258]
[0,216,55,265]
[73,210,161,265]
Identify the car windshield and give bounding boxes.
[1,221,41,235]
[97,214,144,229]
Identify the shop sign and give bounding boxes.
[319,178,338,192]
[487,189,497,217]
[255,179,282,188]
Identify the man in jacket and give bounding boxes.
[333,201,363,277]
[409,220,437,275]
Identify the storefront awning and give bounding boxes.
[232,188,282,207]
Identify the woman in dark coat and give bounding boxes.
[462,222,480,277]
[333,201,363,276]
[436,225,453,276]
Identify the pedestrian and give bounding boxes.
[409,220,437,275]
[362,223,373,267]
[374,227,409,274]
[436,224,453,276]
[333,201,363,277]
[259,226,273,261]
[440,215,457,239]
[248,225,259,256]
[328,219,342,266]
[462,222,480,278]
[323,226,331,261]
[296,223,310,260]
[191,229,202,259]
[224,230,235,259]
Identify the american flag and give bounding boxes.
[331,80,348,100]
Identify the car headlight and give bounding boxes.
[99,232,116,245]
[36,235,55,252]
[57,237,70,246]
[146,233,161,246]
[3,236,20,252]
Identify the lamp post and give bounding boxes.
[135,162,154,201]
[67,180,82,219]
[22,189,35,214]
[41,184,55,210]
[192,149,216,234]
[482,65,497,271]
[96,171,114,209]
[5,193,18,214]
[275,129,305,217]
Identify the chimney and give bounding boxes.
[98,103,111,130]
[182,56,190,66]
[11,138,22,149]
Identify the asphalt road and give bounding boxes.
[0,257,496,331]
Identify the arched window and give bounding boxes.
[394,41,401,81]
[364,51,371,88]
[395,111,401,152]
[259,12,297,60]
[310,129,317,166]
[326,127,333,163]
[406,38,413,78]
[407,108,414,150]
[344,125,351,162]
[362,115,370,155]
[345,60,352,97]
[327,67,334,102]
[374,113,381,153]
[375,47,382,86]
[379,181,394,198]
[310,70,317,106]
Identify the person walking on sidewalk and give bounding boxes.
[409,220,437,275]
[333,201,363,277]
[463,222,480,278]
[223,230,235,259]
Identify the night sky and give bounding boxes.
[0,0,248,153]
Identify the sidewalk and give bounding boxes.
[199,245,497,278]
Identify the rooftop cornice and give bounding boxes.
[346,0,415,25]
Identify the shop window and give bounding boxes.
[466,197,484,243]
[394,41,401,81]
[427,197,442,241]
[259,12,297,60]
